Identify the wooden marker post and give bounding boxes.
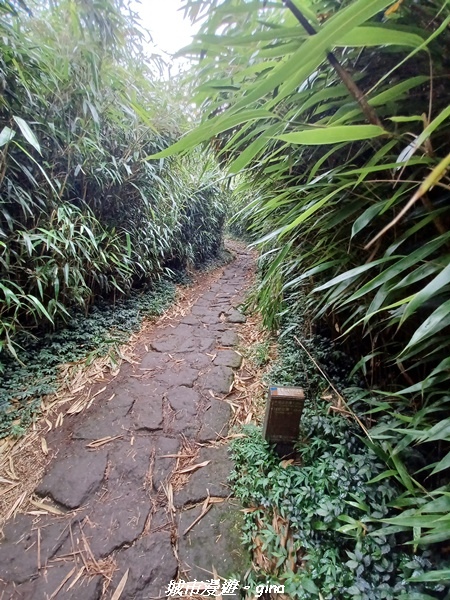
[263,386,305,456]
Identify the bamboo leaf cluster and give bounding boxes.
[0,0,226,359]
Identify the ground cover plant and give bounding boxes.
[0,281,175,438]
[230,307,449,598]
[0,0,228,434]
[151,0,450,587]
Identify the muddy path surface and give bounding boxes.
[0,242,255,599]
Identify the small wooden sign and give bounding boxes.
[263,386,305,453]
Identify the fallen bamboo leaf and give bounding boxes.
[6,491,26,520]
[164,482,175,514]
[8,456,18,480]
[70,385,86,394]
[67,398,85,414]
[160,453,195,459]
[66,567,85,590]
[0,483,19,497]
[0,476,16,485]
[37,528,41,570]
[49,565,76,599]
[86,435,122,448]
[183,504,212,536]
[111,569,129,600]
[212,566,223,600]
[41,437,48,456]
[177,460,210,474]
[30,499,64,515]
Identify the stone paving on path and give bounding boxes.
[0,244,254,600]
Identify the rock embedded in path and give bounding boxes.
[175,446,233,507]
[213,350,242,369]
[166,386,200,415]
[72,411,128,440]
[152,435,180,490]
[72,379,140,440]
[198,399,232,442]
[167,386,200,436]
[151,335,215,354]
[81,488,150,558]
[177,501,247,586]
[226,308,246,323]
[9,562,103,600]
[199,315,222,325]
[36,448,107,509]
[154,364,198,388]
[109,531,177,599]
[106,383,137,416]
[172,323,204,338]
[219,330,239,347]
[0,514,70,584]
[191,305,213,317]
[208,323,228,333]
[201,365,234,394]
[183,351,212,370]
[108,437,154,485]
[140,351,168,370]
[180,314,200,325]
[132,384,164,431]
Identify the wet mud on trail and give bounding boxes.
[0,241,255,599]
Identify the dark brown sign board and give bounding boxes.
[263,386,305,455]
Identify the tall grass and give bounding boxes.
[0,0,226,361]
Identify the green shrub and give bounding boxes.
[0,0,227,359]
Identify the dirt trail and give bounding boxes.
[0,242,255,599]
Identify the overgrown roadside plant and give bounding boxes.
[0,0,227,359]
[0,0,228,434]
[0,281,175,438]
[230,307,449,598]
[150,0,450,581]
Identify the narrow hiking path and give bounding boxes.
[0,242,255,599]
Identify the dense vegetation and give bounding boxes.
[231,307,448,598]
[0,281,175,438]
[0,0,226,433]
[2,0,450,594]
[151,0,450,594]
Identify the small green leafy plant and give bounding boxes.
[230,310,448,598]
